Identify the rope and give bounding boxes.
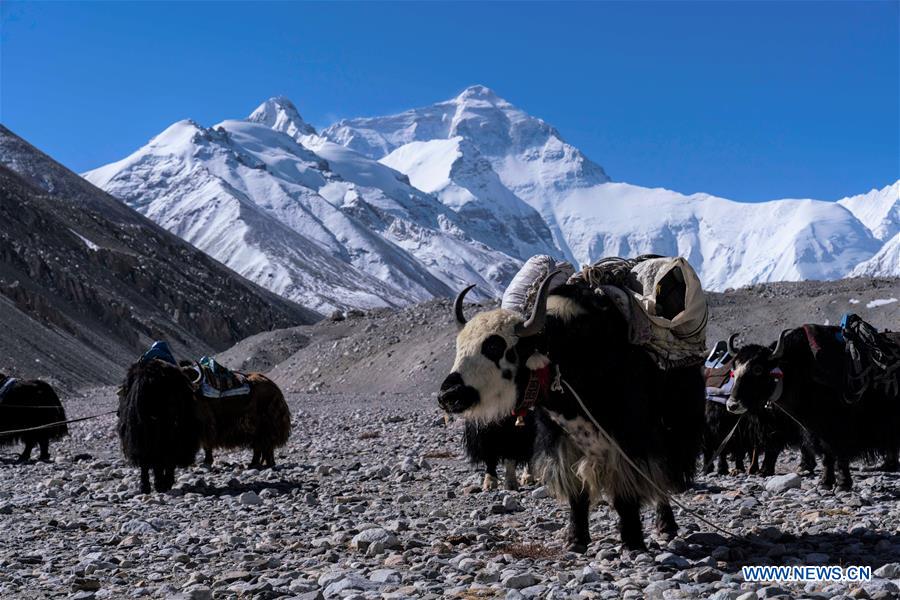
[0,405,71,409]
[0,410,116,437]
[700,415,744,475]
[561,379,741,540]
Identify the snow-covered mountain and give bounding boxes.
[86,87,897,313]
[324,85,899,286]
[850,232,900,277]
[85,100,522,312]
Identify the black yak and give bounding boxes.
[118,359,203,493]
[727,325,900,490]
[439,271,705,552]
[0,373,67,461]
[463,412,537,491]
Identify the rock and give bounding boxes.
[531,487,550,499]
[369,569,401,584]
[502,573,539,589]
[180,587,212,600]
[238,491,261,505]
[119,520,156,535]
[502,495,522,512]
[655,552,691,569]
[765,473,802,492]
[874,563,900,578]
[351,528,400,551]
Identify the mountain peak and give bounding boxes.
[248,96,317,138]
[455,85,505,104]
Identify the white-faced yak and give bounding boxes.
[0,373,67,461]
[439,273,705,552]
[727,324,900,490]
[118,359,203,493]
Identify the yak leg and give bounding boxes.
[613,495,646,551]
[249,449,262,469]
[716,453,729,476]
[503,460,519,490]
[879,449,899,472]
[520,460,537,486]
[748,446,760,474]
[203,448,213,466]
[264,448,276,468]
[820,453,836,488]
[799,445,816,475]
[565,489,591,553]
[18,440,35,462]
[38,438,50,462]
[760,444,780,476]
[733,450,746,475]
[153,466,170,492]
[140,466,151,494]
[836,457,853,491]
[701,446,714,474]
[655,500,678,539]
[482,456,499,491]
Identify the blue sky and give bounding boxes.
[2,1,897,201]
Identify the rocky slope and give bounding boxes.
[218,277,900,398]
[0,126,316,390]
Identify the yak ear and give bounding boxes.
[526,352,550,370]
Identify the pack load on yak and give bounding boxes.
[504,254,709,369]
[140,340,178,365]
[183,356,251,399]
[839,313,900,402]
[704,334,738,404]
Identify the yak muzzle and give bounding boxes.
[726,397,747,415]
[438,372,480,414]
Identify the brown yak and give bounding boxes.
[181,363,292,469]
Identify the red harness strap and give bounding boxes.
[514,366,551,425]
[802,324,821,356]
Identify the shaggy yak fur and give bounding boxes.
[0,373,67,461]
[703,401,818,476]
[463,411,537,491]
[118,359,204,493]
[119,359,292,493]
[440,276,705,552]
[184,366,291,469]
[728,326,900,490]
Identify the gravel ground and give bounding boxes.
[3,389,900,600]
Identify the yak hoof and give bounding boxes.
[519,473,536,487]
[566,542,588,554]
[482,474,498,491]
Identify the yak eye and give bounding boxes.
[481,335,507,364]
[504,348,517,363]
[751,365,764,376]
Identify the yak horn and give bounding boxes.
[454,284,476,328]
[515,269,562,338]
[771,329,792,360]
[727,333,740,356]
